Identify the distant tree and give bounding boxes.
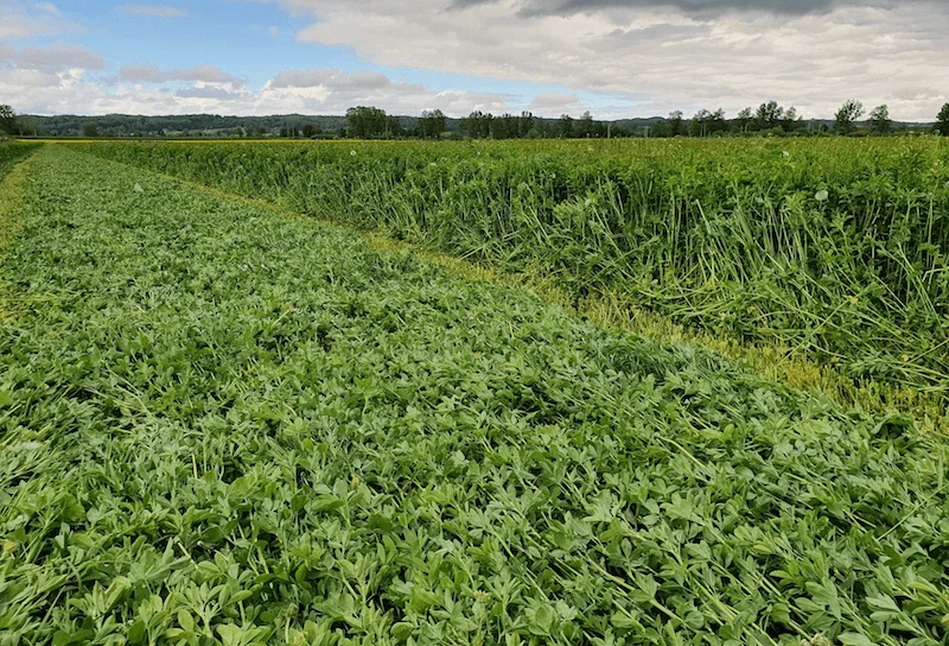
[491,113,519,139]
[478,112,494,138]
[385,116,403,138]
[689,108,726,137]
[526,121,548,138]
[346,106,388,138]
[781,106,806,133]
[608,123,629,138]
[835,99,865,134]
[668,110,684,137]
[709,108,727,135]
[17,115,41,137]
[869,104,892,134]
[689,109,709,137]
[518,111,534,138]
[458,112,474,138]
[735,107,753,133]
[935,103,949,136]
[593,119,609,138]
[577,111,595,138]
[302,124,322,138]
[554,114,574,138]
[755,101,784,130]
[460,111,493,139]
[0,104,18,135]
[82,123,99,138]
[418,109,447,138]
[459,111,478,138]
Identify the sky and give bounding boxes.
[0,0,947,121]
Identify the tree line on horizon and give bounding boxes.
[2,101,949,140]
[348,101,949,139]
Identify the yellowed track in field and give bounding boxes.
[0,147,42,321]
[0,147,39,254]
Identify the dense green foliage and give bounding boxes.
[21,114,352,138]
[4,146,949,645]
[84,138,949,393]
[0,106,17,136]
[0,142,40,179]
[19,109,939,140]
[835,102,865,135]
[937,104,949,136]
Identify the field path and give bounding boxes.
[2,146,948,645]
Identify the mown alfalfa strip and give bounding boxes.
[0,144,42,321]
[69,143,949,432]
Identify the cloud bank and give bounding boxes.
[118,64,245,88]
[1,0,946,120]
[1,40,511,117]
[119,5,190,18]
[274,0,949,119]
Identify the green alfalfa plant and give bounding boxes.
[79,138,949,397]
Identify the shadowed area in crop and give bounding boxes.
[1,146,948,645]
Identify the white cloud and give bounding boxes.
[457,0,944,19]
[1,41,105,71]
[267,26,281,36]
[256,0,949,120]
[5,0,946,121]
[0,1,79,38]
[119,4,190,18]
[528,92,583,116]
[176,86,240,99]
[34,2,61,15]
[0,40,107,115]
[118,64,246,88]
[270,68,394,91]
[3,60,512,116]
[261,67,511,114]
[1,67,62,90]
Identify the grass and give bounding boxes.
[65,145,929,425]
[78,137,949,418]
[2,146,949,645]
[0,142,40,182]
[0,144,39,321]
[362,234,949,431]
